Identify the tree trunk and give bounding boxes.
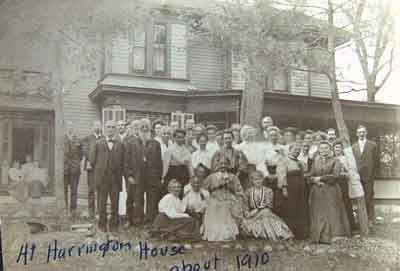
[328,0,369,237]
[54,41,65,218]
[327,1,350,144]
[240,55,265,128]
[366,80,377,102]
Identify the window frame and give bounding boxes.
[102,106,126,133]
[130,21,171,77]
[152,23,168,76]
[131,28,147,74]
[265,69,290,93]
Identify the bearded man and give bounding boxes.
[124,118,163,227]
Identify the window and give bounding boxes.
[130,23,169,76]
[379,132,400,178]
[132,28,146,72]
[272,70,289,92]
[153,24,167,75]
[102,106,126,132]
[171,111,194,129]
[266,70,289,92]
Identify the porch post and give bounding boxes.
[54,85,65,216]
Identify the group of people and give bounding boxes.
[64,115,377,244]
[6,154,49,199]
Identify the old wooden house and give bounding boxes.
[0,0,399,219]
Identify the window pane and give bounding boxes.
[133,47,145,71]
[153,47,166,73]
[116,111,122,121]
[2,143,8,161]
[133,28,146,71]
[134,29,146,47]
[379,133,400,178]
[42,144,48,164]
[42,126,49,142]
[273,71,288,92]
[153,24,167,74]
[154,24,166,44]
[3,121,9,140]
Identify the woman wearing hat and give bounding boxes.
[202,155,246,241]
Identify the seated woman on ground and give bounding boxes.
[150,179,201,241]
[184,163,210,193]
[202,155,246,242]
[183,174,210,226]
[8,160,24,183]
[240,170,293,241]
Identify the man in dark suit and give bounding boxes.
[64,121,83,219]
[90,120,124,232]
[352,125,378,223]
[82,120,103,219]
[124,118,162,227]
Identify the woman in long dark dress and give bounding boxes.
[276,142,309,240]
[308,141,351,244]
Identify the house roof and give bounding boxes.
[141,0,350,47]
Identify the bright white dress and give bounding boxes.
[118,177,127,215]
[340,147,365,199]
[236,141,269,176]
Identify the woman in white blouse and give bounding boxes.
[150,179,201,241]
[8,160,24,183]
[183,175,210,226]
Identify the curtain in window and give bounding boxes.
[133,28,146,72]
[153,24,167,74]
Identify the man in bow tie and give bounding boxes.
[124,118,162,227]
[90,120,124,232]
[352,125,378,224]
[82,120,103,219]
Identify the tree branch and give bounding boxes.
[376,47,394,91]
[339,88,367,94]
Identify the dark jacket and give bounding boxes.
[82,133,103,170]
[64,134,83,175]
[89,137,124,191]
[352,140,378,182]
[124,137,162,186]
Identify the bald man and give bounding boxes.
[90,120,124,232]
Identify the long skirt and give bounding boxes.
[281,172,309,240]
[118,177,127,216]
[309,183,351,243]
[202,193,242,242]
[150,213,201,241]
[241,208,293,241]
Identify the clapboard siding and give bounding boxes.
[231,51,246,90]
[189,42,226,91]
[63,78,100,137]
[310,72,331,98]
[170,24,187,79]
[290,69,309,96]
[111,33,130,74]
